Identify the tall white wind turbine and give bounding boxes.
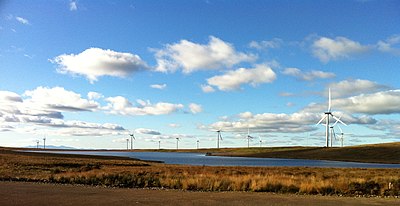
[316,88,347,147]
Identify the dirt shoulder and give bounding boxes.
[1,181,399,206]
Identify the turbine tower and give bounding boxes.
[126,138,129,150]
[196,139,200,149]
[316,88,346,147]
[129,132,135,150]
[176,137,180,150]
[36,140,39,149]
[216,129,223,149]
[158,139,161,149]
[43,136,46,149]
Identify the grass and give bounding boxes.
[1,148,399,197]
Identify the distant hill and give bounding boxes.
[25,145,77,150]
[206,142,400,164]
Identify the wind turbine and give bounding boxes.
[329,116,342,147]
[126,138,129,150]
[246,128,254,148]
[259,136,263,148]
[176,137,180,150]
[129,132,135,150]
[36,140,39,149]
[316,88,347,147]
[337,125,346,147]
[215,129,223,149]
[43,136,46,149]
[158,139,161,149]
[196,139,200,149]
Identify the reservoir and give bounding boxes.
[28,150,400,168]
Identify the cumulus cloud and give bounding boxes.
[200,85,215,93]
[15,16,29,25]
[51,48,149,83]
[333,90,400,115]
[69,1,78,11]
[209,112,319,134]
[105,96,184,116]
[189,103,202,114]
[87,92,103,100]
[377,35,400,55]
[283,67,335,81]
[135,128,161,135]
[312,36,370,62]
[150,84,167,90]
[24,86,99,112]
[249,38,283,50]
[327,79,389,98]
[154,36,256,73]
[206,64,276,91]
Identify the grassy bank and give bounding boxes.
[1,148,399,197]
[136,142,400,164]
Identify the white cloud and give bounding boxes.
[168,123,180,128]
[105,96,184,116]
[69,1,78,11]
[135,128,161,135]
[312,36,370,62]
[15,16,29,25]
[327,79,388,98]
[189,103,202,114]
[150,84,167,90]
[154,36,256,73]
[209,112,319,134]
[200,84,215,93]
[87,92,103,100]
[377,35,400,55]
[334,90,400,115]
[206,64,276,91]
[51,48,149,83]
[24,86,99,112]
[249,38,283,50]
[283,67,335,81]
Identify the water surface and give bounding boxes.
[27,150,400,168]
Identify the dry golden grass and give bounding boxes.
[1,148,399,196]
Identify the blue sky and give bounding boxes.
[0,0,399,149]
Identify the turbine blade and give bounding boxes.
[328,88,331,112]
[332,115,347,126]
[332,115,342,127]
[316,115,326,125]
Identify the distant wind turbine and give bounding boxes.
[126,138,129,150]
[36,140,39,149]
[215,129,223,149]
[316,88,347,147]
[129,132,135,150]
[158,139,161,149]
[196,139,200,149]
[176,137,180,150]
[246,128,255,148]
[259,136,263,148]
[43,136,46,149]
[336,125,351,147]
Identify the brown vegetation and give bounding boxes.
[0,148,399,197]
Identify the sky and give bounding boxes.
[0,0,399,149]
